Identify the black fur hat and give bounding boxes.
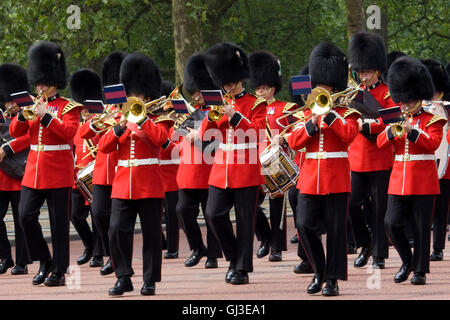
[349,32,387,74]
[387,51,407,69]
[420,59,450,95]
[204,42,249,88]
[119,52,162,100]
[69,69,103,104]
[288,64,309,107]
[387,56,435,103]
[183,52,217,95]
[161,80,175,97]
[248,50,282,94]
[102,51,127,86]
[0,63,30,103]
[27,41,67,89]
[309,42,348,92]
[446,62,450,78]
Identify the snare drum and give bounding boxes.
[259,145,299,198]
[76,161,95,204]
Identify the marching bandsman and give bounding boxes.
[174,52,222,268]
[347,32,396,269]
[99,52,168,296]
[80,51,127,275]
[69,69,104,267]
[248,50,291,262]
[199,42,267,285]
[10,41,82,286]
[0,63,31,275]
[420,58,450,261]
[379,56,446,285]
[287,42,360,296]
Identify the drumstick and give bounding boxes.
[279,192,287,230]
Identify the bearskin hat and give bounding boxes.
[69,69,103,104]
[420,59,450,96]
[119,52,162,100]
[102,51,127,86]
[183,52,218,95]
[309,42,348,92]
[288,64,309,107]
[0,63,30,103]
[247,50,282,94]
[387,56,434,103]
[349,32,387,74]
[387,51,407,70]
[446,62,450,78]
[27,41,67,89]
[161,80,175,97]
[204,42,249,88]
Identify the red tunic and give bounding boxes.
[0,133,30,191]
[9,96,81,189]
[377,108,446,195]
[348,83,396,172]
[98,117,168,199]
[198,92,267,189]
[443,129,450,180]
[288,107,360,194]
[159,126,179,192]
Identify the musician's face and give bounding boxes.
[223,82,243,96]
[192,90,205,106]
[400,100,420,113]
[358,70,379,86]
[36,84,57,97]
[255,85,275,100]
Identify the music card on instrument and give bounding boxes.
[104,84,127,105]
[291,75,312,96]
[171,99,190,114]
[379,106,403,124]
[201,90,224,106]
[350,90,382,119]
[83,100,105,114]
[10,91,34,107]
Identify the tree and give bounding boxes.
[345,0,366,40]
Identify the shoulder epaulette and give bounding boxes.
[252,97,266,110]
[154,114,175,124]
[61,99,83,115]
[342,107,361,118]
[426,114,447,127]
[384,91,391,100]
[283,102,298,113]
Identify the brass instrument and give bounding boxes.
[2,105,20,118]
[208,92,234,122]
[388,101,420,138]
[90,104,119,132]
[23,87,55,121]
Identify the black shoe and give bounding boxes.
[185,247,206,267]
[225,264,236,283]
[354,245,372,268]
[372,257,385,269]
[11,264,28,275]
[44,272,65,286]
[269,251,282,262]
[293,260,314,274]
[307,273,324,294]
[430,250,443,261]
[164,250,179,259]
[0,258,14,274]
[322,279,339,296]
[141,281,155,295]
[230,271,249,285]
[109,277,133,296]
[394,262,413,283]
[256,240,270,258]
[33,259,53,285]
[411,272,426,285]
[290,234,299,244]
[90,256,103,268]
[205,257,218,269]
[347,244,357,255]
[77,248,93,265]
[100,258,114,275]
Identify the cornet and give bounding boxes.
[23,87,55,121]
[208,91,234,122]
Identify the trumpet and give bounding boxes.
[22,87,55,121]
[388,102,420,138]
[90,104,119,132]
[2,105,20,118]
[208,92,234,122]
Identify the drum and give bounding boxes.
[259,144,300,198]
[423,101,449,178]
[0,119,28,180]
[76,161,95,204]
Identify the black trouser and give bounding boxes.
[349,170,390,258]
[296,192,349,281]
[176,188,222,258]
[205,186,258,272]
[19,186,71,273]
[254,189,287,252]
[164,191,179,252]
[109,198,163,282]
[0,191,30,265]
[91,185,112,257]
[385,194,434,273]
[433,179,450,251]
[70,188,103,257]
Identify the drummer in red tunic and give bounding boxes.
[378,56,447,285]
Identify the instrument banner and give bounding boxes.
[350,90,382,119]
[104,84,127,104]
[172,99,190,114]
[83,100,105,114]
[291,75,312,96]
[201,90,224,106]
[10,91,34,107]
[379,106,403,124]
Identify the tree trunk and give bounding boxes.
[345,0,366,40]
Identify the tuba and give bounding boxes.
[22,86,55,121]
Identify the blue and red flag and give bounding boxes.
[83,100,105,114]
[10,91,34,107]
[291,75,312,96]
[171,99,189,114]
[379,106,403,124]
[201,90,224,106]
[104,84,127,104]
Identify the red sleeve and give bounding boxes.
[9,115,29,138]
[98,127,120,154]
[6,134,30,154]
[325,110,360,144]
[409,120,446,152]
[42,107,81,141]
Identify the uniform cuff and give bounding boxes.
[305,119,318,136]
[407,128,420,143]
[387,127,395,140]
[229,112,242,127]
[17,111,26,122]
[162,139,171,150]
[40,113,53,127]
[2,144,14,157]
[323,112,337,127]
[113,124,126,137]
[362,122,371,135]
[136,116,149,127]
